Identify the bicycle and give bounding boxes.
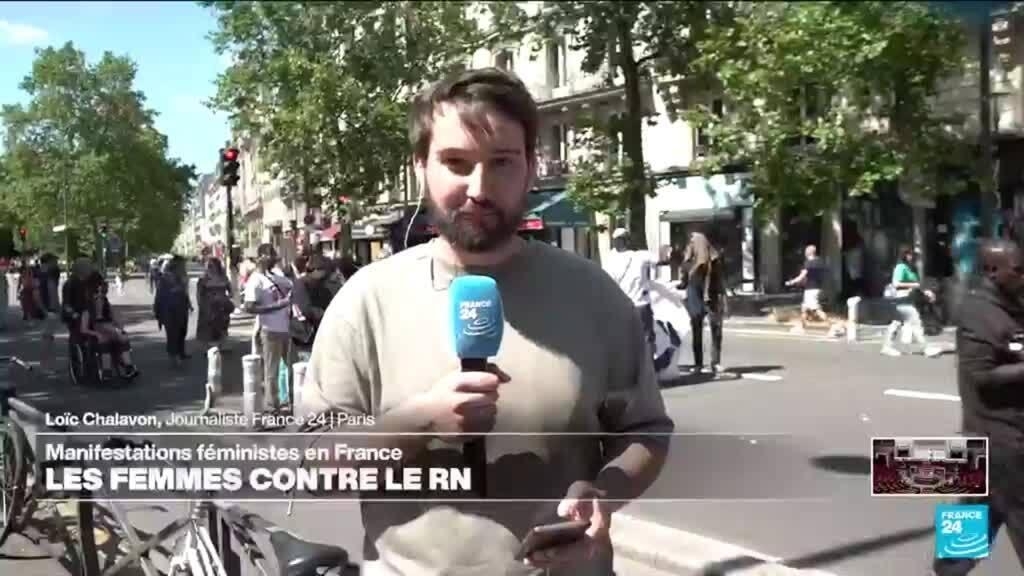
[1,355,358,575]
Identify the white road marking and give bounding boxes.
[612,513,841,575]
[883,389,961,402]
[724,328,839,342]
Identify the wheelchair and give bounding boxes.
[65,311,136,388]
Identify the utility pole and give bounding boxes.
[219,146,241,296]
[979,15,996,238]
[226,184,235,274]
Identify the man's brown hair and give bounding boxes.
[409,67,538,163]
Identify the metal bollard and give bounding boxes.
[846,296,861,343]
[207,347,223,395]
[292,362,309,415]
[242,354,263,421]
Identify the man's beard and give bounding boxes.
[425,189,527,253]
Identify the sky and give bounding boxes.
[0,1,230,176]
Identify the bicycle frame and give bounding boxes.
[0,378,247,576]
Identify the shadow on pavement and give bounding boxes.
[659,365,784,390]
[697,525,934,574]
[724,365,784,376]
[810,455,873,476]
[659,371,740,389]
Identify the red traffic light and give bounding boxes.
[223,148,239,162]
[18,227,27,239]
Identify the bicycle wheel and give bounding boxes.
[0,417,28,549]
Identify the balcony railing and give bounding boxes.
[536,158,569,180]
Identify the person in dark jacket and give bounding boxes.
[290,254,339,359]
[154,256,192,367]
[933,239,1024,575]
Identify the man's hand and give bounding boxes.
[415,364,509,440]
[526,481,610,568]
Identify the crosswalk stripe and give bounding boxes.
[883,389,961,402]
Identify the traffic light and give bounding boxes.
[220,147,241,187]
[18,226,27,242]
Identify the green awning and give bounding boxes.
[526,191,590,228]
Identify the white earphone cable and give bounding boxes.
[404,195,424,250]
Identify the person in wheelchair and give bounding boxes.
[79,275,139,381]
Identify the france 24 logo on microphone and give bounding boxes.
[934,504,989,560]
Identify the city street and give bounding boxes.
[0,277,1019,575]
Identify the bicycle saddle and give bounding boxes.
[270,530,349,576]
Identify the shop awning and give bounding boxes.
[654,172,752,222]
[525,191,591,228]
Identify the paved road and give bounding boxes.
[1,279,1019,575]
[630,329,1017,576]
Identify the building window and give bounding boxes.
[551,124,569,162]
[696,98,724,155]
[495,49,514,71]
[547,39,565,88]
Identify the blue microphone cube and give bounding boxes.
[450,275,504,359]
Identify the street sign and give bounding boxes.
[52,224,68,233]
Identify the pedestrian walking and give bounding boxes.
[0,257,9,331]
[785,244,828,332]
[681,231,727,374]
[602,227,670,348]
[243,243,293,414]
[154,256,192,367]
[880,245,942,358]
[17,260,41,323]
[290,254,337,361]
[196,257,234,352]
[148,257,160,294]
[302,67,672,575]
[931,239,1024,575]
[35,253,62,359]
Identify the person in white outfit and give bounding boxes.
[602,228,669,347]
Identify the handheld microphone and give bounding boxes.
[449,274,505,498]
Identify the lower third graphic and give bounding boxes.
[935,504,990,559]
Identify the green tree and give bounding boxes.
[685,1,971,221]
[492,1,723,249]
[202,1,490,243]
[1,42,194,261]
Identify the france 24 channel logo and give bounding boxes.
[935,504,990,560]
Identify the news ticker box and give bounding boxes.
[870,436,988,498]
[36,431,839,501]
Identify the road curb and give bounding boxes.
[611,514,839,576]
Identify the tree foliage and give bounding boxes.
[685,1,971,220]
[490,1,723,249]
[0,42,195,260]
[202,1,492,224]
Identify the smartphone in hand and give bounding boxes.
[515,519,591,560]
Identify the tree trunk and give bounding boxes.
[616,18,649,250]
